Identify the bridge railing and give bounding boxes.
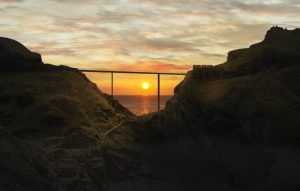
[80,69,186,111]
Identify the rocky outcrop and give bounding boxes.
[220,26,300,73]
[0,38,136,191]
[0,37,43,71]
[261,26,300,48]
[151,27,300,145]
[129,28,300,191]
[190,27,300,81]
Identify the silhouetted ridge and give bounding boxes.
[261,26,300,47]
[225,27,300,71]
[0,37,43,71]
[0,37,31,53]
[187,27,300,80]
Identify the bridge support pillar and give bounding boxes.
[111,72,114,97]
[158,74,160,111]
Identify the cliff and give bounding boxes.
[0,37,43,71]
[0,38,136,190]
[154,27,300,145]
[126,27,300,191]
[219,26,300,73]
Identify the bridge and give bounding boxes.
[80,69,186,111]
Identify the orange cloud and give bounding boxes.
[117,60,192,72]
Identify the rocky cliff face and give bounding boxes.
[220,26,300,74]
[129,27,300,191]
[0,37,43,71]
[151,27,300,145]
[0,38,136,191]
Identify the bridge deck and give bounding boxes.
[80,69,186,112]
[80,69,186,75]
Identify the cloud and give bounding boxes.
[223,0,300,16]
[142,38,194,51]
[0,0,24,3]
[0,0,299,72]
[5,5,19,9]
[117,60,192,72]
[115,48,130,56]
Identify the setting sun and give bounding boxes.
[142,82,150,90]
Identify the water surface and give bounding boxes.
[114,95,172,115]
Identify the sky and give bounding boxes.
[1,0,300,95]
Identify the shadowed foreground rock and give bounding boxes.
[128,27,300,191]
[0,37,137,191]
[152,27,300,145]
[0,37,43,71]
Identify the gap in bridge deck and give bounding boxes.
[83,71,185,115]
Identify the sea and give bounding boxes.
[114,95,172,115]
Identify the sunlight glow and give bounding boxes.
[142,82,150,90]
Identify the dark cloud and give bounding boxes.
[115,48,130,56]
[98,10,134,23]
[5,5,19,9]
[143,39,194,51]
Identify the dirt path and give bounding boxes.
[100,117,136,190]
